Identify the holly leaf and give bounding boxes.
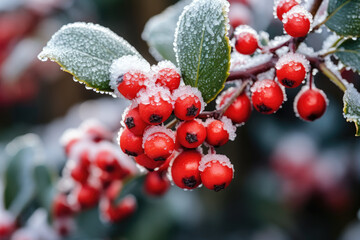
[326,0,360,37]
[343,85,360,136]
[38,22,141,93]
[334,38,360,73]
[174,0,231,103]
[142,0,191,63]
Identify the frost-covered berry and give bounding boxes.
[134,154,166,171]
[234,25,258,55]
[199,154,234,192]
[275,0,300,21]
[294,87,327,121]
[143,126,175,161]
[283,6,312,38]
[0,210,15,238]
[138,86,174,125]
[173,86,205,121]
[53,194,74,218]
[119,128,144,157]
[176,120,206,149]
[123,106,149,136]
[205,117,236,147]
[71,164,89,184]
[251,79,285,114]
[276,53,309,88]
[77,184,101,209]
[117,72,148,100]
[95,150,130,180]
[101,195,137,223]
[144,171,170,196]
[217,88,252,124]
[171,150,202,189]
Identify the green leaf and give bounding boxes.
[38,22,141,93]
[326,0,360,37]
[334,38,360,73]
[174,0,231,103]
[343,84,360,136]
[142,0,191,64]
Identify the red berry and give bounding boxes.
[173,86,204,121]
[171,150,202,189]
[95,150,129,180]
[78,150,92,168]
[105,181,123,201]
[275,0,300,21]
[138,88,173,125]
[101,195,137,223]
[205,119,230,147]
[218,88,252,124]
[144,171,170,196]
[251,79,284,114]
[176,120,206,149]
[117,72,148,100]
[77,184,100,209]
[119,128,144,156]
[81,120,112,142]
[124,107,148,136]
[276,53,309,88]
[143,126,175,161]
[283,6,312,38]
[71,164,89,184]
[156,68,181,92]
[53,194,74,218]
[295,87,327,121]
[199,154,234,192]
[134,154,166,171]
[234,26,258,55]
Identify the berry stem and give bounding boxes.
[309,68,313,89]
[318,63,347,92]
[166,118,179,129]
[198,80,250,120]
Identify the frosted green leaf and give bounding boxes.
[174,0,231,103]
[142,0,191,64]
[38,22,141,93]
[326,0,360,37]
[343,84,360,136]
[334,38,360,73]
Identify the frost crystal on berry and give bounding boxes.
[172,85,206,113]
[136,85,173,106]
[282,5,313,26]
[276,52,310,72]
[198,154,234,174]
[151,60,181,77]
[142,125,176,148]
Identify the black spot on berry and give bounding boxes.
[125,117,135,129]
[182,176,197,188]
[154,156,166,161]
[105,164,115,173]
[145,167,154,172]
[116,75,124,85]
[281,78,295,87]
[186,105,199,117]
[213,183,226,192]
[257,104,272,113]
[186,133,198,143]
[125,150,138,156]
[306,113,319,121]
[149,114,163,123]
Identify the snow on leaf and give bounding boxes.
[333,38,360,73]
[142,0,191,64]
[343,84,360,136]
[174,0,231,103]
[326,0,360,37]
[38,22,142,93]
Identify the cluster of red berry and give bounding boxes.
[54,120,138,234]
[111,56,236,192]
[232,22,327,121]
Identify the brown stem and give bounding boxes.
[166,118,179,129]
[198,80,250,120]
[309,0,323,17]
